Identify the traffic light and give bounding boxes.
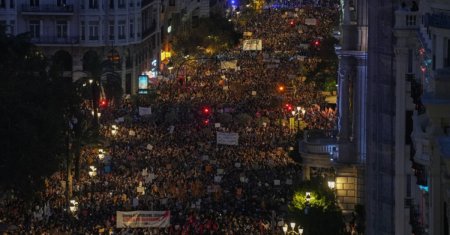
[313,39,320,47]
[99,99,108,108]
[289,20,295,27]
[284,103,293,111]
[203,107,210,115]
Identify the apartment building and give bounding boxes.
[0,0,161,94]
[365,0,450,234]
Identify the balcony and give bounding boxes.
[395,10,420,29]
[425,12,450,30]
[142,0,157,7]
[21,4,74,15]
[299,130,339,167]
[423,68,450,104]
[30,36,79,45]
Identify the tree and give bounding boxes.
[0,30,81,198]
[289,178,346,235]
[172,14,242,57]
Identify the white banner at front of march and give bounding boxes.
[242,39,262,51]
[138,107,152,116]
[216,132,239,145]
[116,211,170,228]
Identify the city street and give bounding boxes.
[0,2,340,235]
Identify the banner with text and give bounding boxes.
[138,107,152,116]
[216,132,239,145]
[116,211,170,228]
[242,39,262,51]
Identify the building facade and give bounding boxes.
[0,0,161,94]
[365,0,450,234]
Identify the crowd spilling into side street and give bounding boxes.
[0,3,340,235]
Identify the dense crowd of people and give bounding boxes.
[0,2,339,234]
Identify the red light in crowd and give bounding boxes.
[314,40,320,46]
[289,20,295,26]
[203,119,209,125]
[203,107,210,114]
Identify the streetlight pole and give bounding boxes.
[283,222,304,235]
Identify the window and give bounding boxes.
[88,21,99,40]
[57,0,66,6]
[9,20,14,34]
[129,0,133,7]
[169,0,175,6]
[10,0,14,8]
[81,21,85,40]
[56,20,68,38]
[109,0,114,9]
[118,0,125,8]
[118,20,125,39]
[29,20,40,38]
[30,0,39,7]
[129,19,134,38]
[0,0,5,8]
[109,20,115,40]
[89,0,98,9]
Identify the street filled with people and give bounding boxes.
[0,2,339,235]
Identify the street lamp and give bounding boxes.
[305,192,311,214]
[111,124,119,136]
[69,199,78,213]
[283,222,304,235]
[98,148,105,160]
[291,106,306,131]
[88,165,97,177]
[327,179,336,189]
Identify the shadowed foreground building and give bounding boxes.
[367,0,450,234]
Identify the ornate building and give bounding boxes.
[0,0,161,94]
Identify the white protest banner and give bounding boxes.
[304,18,318,26]
[214,175,222,183]
[129,130,136,136]
[217,168,224,174]
[115,117,125,123]
[146,144,153,150]
[242,39,262,51]
[274,180,281,186]
[215,123,221,128]
[240,176,246,183]
[116,211,170,228]
[216,132,239,146]
[137,186,145,194]
[286,179,293,185]
[138,107,152,116]
[251,91,257,96]
[220,60,238,70]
